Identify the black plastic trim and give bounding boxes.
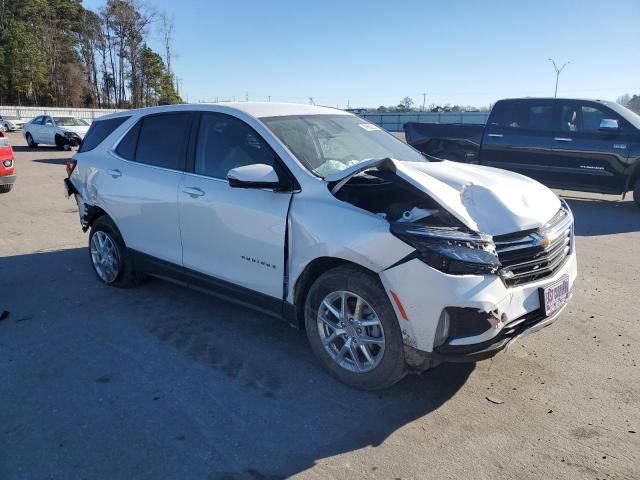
[130,249,298,323]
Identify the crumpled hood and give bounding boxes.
[327,158,560,236]
[60,125,90,138]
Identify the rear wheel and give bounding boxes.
[26,133,37,148]
[89,216,139,288]
[633,177,640,209]
[304,265,406,390]
[0,184,13,193]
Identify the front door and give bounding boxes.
[42,116,56,145]
[549,101,630,193]
[178,112,292,302]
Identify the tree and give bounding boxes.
[399,96,414,111]
[617,93,631,107]
[627,95,640,114]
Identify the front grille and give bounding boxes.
[495,206,573,287]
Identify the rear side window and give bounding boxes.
[492,102,554,131]
[133,113,192,170]
[79,116,130,153]
[116,121,141,160]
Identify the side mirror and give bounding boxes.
[227,164,283,189]
[599,118,619,131]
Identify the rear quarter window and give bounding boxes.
[78,116,130,153]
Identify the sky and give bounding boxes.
[82,0,640,108]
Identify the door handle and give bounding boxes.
[554,137,572,142]
[182,187,205,198]
[487,133,504,138]
[107,169,122,178]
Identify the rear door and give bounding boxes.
[550,101,630,193]
[480,100,558,183]
[178,111,292,301]
[102,112,194,265]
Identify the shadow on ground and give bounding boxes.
[12,145,65,153]
[32,158,70,166]
[0,248,473,480]
[562,195,640,236]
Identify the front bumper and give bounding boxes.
[0,174,16,186]
[379,250,577,364]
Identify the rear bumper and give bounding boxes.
[0,174,16,185]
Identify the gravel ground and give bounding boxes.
[0,131,638,479]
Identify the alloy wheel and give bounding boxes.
[317,290,385,373]
[90,231,121,283]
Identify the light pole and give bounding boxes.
[548,58,570,97]
[422,92,426,112]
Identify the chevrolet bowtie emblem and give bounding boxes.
[533,233,553,248]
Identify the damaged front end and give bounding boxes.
[329,159,501,276]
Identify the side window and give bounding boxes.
[31,116,43,125]
[581,105,617,133]
[194,113,275,179]
[561,105,579,132]
[44,116,53,126]
[79,116,130,153]
[134,113,192,170]
[116,121,141,160]
[495,102,553,131]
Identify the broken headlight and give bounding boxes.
[391,223,500,275]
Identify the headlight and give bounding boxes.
[391,223,500,275]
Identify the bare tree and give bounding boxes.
[400,96,414,111]
[616,93,631,107]
[159,13,174,76]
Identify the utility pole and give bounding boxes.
[422,92,427,112]
[309,97,315,105]
[268,95,271,102]
[245,91,249,102]
[548,58,570,97]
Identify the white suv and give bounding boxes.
[65,103,577,390]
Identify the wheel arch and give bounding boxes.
[290,256,380,329]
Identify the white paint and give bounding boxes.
[71,103,577,365]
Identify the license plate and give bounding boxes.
[541,275,570,316]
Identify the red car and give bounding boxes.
[0,131,15,193]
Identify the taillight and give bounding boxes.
[66,159,77,177]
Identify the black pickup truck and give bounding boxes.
[405,98,640,207]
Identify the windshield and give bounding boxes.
[606,102,640,129]
[261,114,426,177]
[53,117,89,127]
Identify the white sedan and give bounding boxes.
[23,115,90,150]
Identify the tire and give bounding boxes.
[88,215,139,288]
[55,134,72,151]
[633,177,640,209]
[0,183,13,193]
[26,133,37,148]
[304,264,406,390]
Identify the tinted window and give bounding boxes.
[561,104,623,133]
[32,116,43,125]
[44,116,53,126]
[79,116,130,153]
[195,113,275,179]
[494,102,554,131]
[581,105,610,132]
[134,113,192,170]
[116,121,141,160]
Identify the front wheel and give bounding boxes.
[26,133,37,148]
[633,177,640,209]
[304,265,406,390]
[89,216,140,288]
